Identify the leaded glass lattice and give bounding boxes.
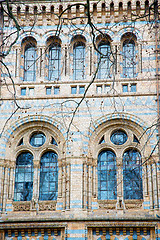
[24,45,36,81]
[73,42,85,80]
[30,132,46,147]
[123,149,143,199]
[39,151,58,200]
[14,152,33,201]
[122,40,136,78]
[97,42,111,79]
[48,44,61,80]
[110,130,128,145]
[98,150,117,200]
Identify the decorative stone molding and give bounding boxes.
[13,201,31,211]
[39,201,56,211]
[124,199,143,209]
[98,200,117,210]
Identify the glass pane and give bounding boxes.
[30,132,46,147]
[39,151,58,201]
[49,44,61,81]
[73,43,85,80]
[24,46,36,81]
[14,152,33,201]
[123,149,143,199]
[97,42,111,79]
[98,150,117,200]
[110,130,128,145]
[123,40,135,78]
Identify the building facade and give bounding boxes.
[0,0,160,239]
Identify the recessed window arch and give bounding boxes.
[122,33,136,78]
[98,150,117,200]
[73,35,86,80]
[97,36,111,79]
[39,151,58,201]
[123,149,143,199]
[23,37,37,81]
[47,36,61,81]
[14,151,33,201]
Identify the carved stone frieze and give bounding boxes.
[13,201,31,211]
[124,199,143,209]
[98,200,116,209]
[39,201,56,211]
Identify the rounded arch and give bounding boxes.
[17,32,40,45]
[71,34,86,47]
[117,28,142,41]
[2,115,66,160]
[46,35,62,47]
[87,112,152,159]
[121,32,137,43]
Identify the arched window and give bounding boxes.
[14,152,33,201]
[48,43,61,81]
[122,39,136,78]
[39,151,58,201]
[73,42,85,80]
[24,44,36,81]
[98,150,117,200]
[123,149,143,199]
[97,41,111,79]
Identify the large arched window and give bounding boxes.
[122,39,136,78]
[98,150,117,200]
[48,43,61,81]
[39,151,58,201]
[123,149,143,199]
[97,41,111,79]
[73,42,85,80]
[24,44,36,81]
[14,152,33,201]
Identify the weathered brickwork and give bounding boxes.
[0,0,160,239]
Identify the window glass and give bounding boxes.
[98,150,117,200]
[24,45,36,81]
[73,42,85,80]
[29,88,34,96]
[110,130,128,145]
[71,86,77,94]
[123,149,143,199]
[79,86,85,94]
[97,41,111,79]
[46,87,51,95]
[54,86,60,95]
[49,44,61,81]
[21,88,26,96]
[122,40,136,78]
[131,83,136,92]
[122,84,128,92]
[39,151,58,200]
[30,132,46,147]
[14,152,33,201]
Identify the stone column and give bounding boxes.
[143,164,148,197]
[0,163,4,212]
[66,163,70,210]
[32,161,39,202]
[83,162,87,210]
[58,161,62,198]
[88,163,92,210]
[153,162,158,209]
[92,162,96,198]
[62,163,66,210]
[2,165,9,212]
[148,164,153,210]
[8,163,15,200]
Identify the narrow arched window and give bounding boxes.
[49,43,61,81]
[123,149,143,199]
[123,40,136,78]
[97,41,111,79]
[98,150,117,200]
[39,151,58,200]
[14,152,33,201]
[73,42,85,80]
[24,45,36,81]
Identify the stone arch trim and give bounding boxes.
[0,115,66,158]
[116,27,142,41]
[83,112,151,157]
